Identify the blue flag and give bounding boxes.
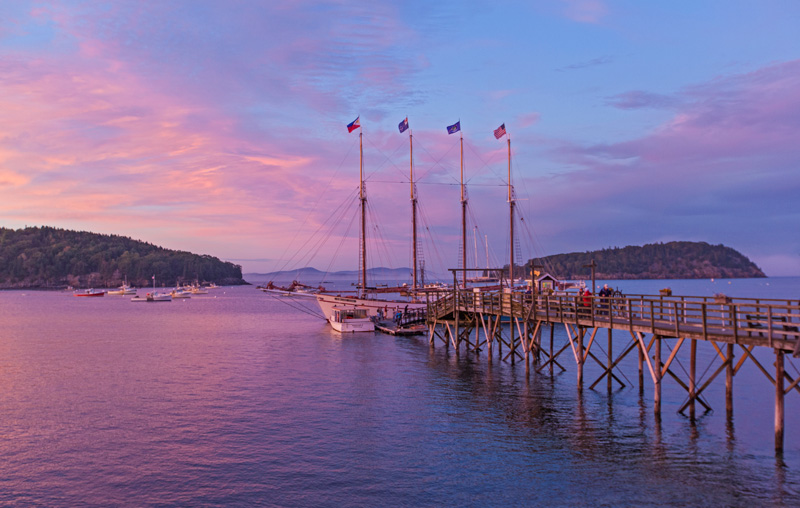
[447,121,461,135]
[398,117,409,133]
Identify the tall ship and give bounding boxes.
[262,117,532,328]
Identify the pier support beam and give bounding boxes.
[577,327,584,392]
[638,336,644,394]
[607,328,613,393]
[776,349,785,453]
[690,339,697,420]
[654,335,662,415]
[726,343,734,416]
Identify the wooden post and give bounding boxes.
[654,335,662,415]
[607,328,613,393]
[638,335,645,394]
[689,338,697,419]
[776,349,784,453]
[577,327,584,392]
[549,324,555,374]
[726,343,734,416]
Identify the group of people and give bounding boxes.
[581,284,615,314]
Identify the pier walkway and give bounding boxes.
[426,289,800,453]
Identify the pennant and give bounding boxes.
[398,117,409,133]
[494,123,507,139]
[447,121,461,135]
[347,116,361,133]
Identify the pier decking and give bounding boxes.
[426,288,800,453]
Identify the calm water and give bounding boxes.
[0,278,799,506]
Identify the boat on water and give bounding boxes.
[171,289,192,299]
[262,123,428,326]
[131,292,172,302]
[108,279,136,296]
[131,275,172,302]
[329,306,375,333]
[73,288,105,297]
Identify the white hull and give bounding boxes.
[261,288,318,299]
[132,292,172,302]
[315,293,426,321]
[330,318,375,333]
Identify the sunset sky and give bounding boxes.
[2,1,799,277]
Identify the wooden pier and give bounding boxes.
[426,286,800,453]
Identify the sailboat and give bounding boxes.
[311,121,427,324]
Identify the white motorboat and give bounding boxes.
[132,276,172,302]
[329,306,374,333]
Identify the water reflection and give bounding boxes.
[0,287,798,506]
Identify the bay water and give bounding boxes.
[0,278,798,506]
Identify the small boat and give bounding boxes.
[191,286,208,294]
[171,289,192,299]
[131,275,172,302]
[131,291,172,302]
[329,306,375,333]
[108,281,136,295]
[73,288,105,297]
[207,283,220,289]
[148,292,172,302]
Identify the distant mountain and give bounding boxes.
[245,266,440,284]
[523,241,765,280]
[0,226,247,289]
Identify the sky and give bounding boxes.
[1,0,799,277]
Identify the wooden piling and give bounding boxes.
[654,335,662,415]
[776,349,784,452]
[577,327,584,392]
[690,339,697,419]
[607,328,613,393]
[638,335,644,394]
[726,343,734,415]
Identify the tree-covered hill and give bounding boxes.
[0,226,246,289]
[523,241,765,280]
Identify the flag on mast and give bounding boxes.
[494,123,507,139]
[398,117,409,133]
[347,117,361,133]
[447,121,461,135]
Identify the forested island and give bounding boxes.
[522,241,765,280]
[0,226,246,289]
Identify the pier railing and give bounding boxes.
[429,290,800,351]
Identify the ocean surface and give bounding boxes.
[1,277,799,506]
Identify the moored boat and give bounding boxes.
[108,282,136,296]
[329,306,375,333]
[73,288,105,297]
[132,275,172,302]
[131,291,173,302]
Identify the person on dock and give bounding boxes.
[582,288,592,315]
[598,284,611,315]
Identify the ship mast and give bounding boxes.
[359,131,367,298]
[508,134,514,286]
[460,132,467,287]
[410,130,418,291]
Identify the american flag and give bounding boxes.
[494,123,507,139]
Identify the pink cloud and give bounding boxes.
[561,0,608,24]
[534,59,800,274]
